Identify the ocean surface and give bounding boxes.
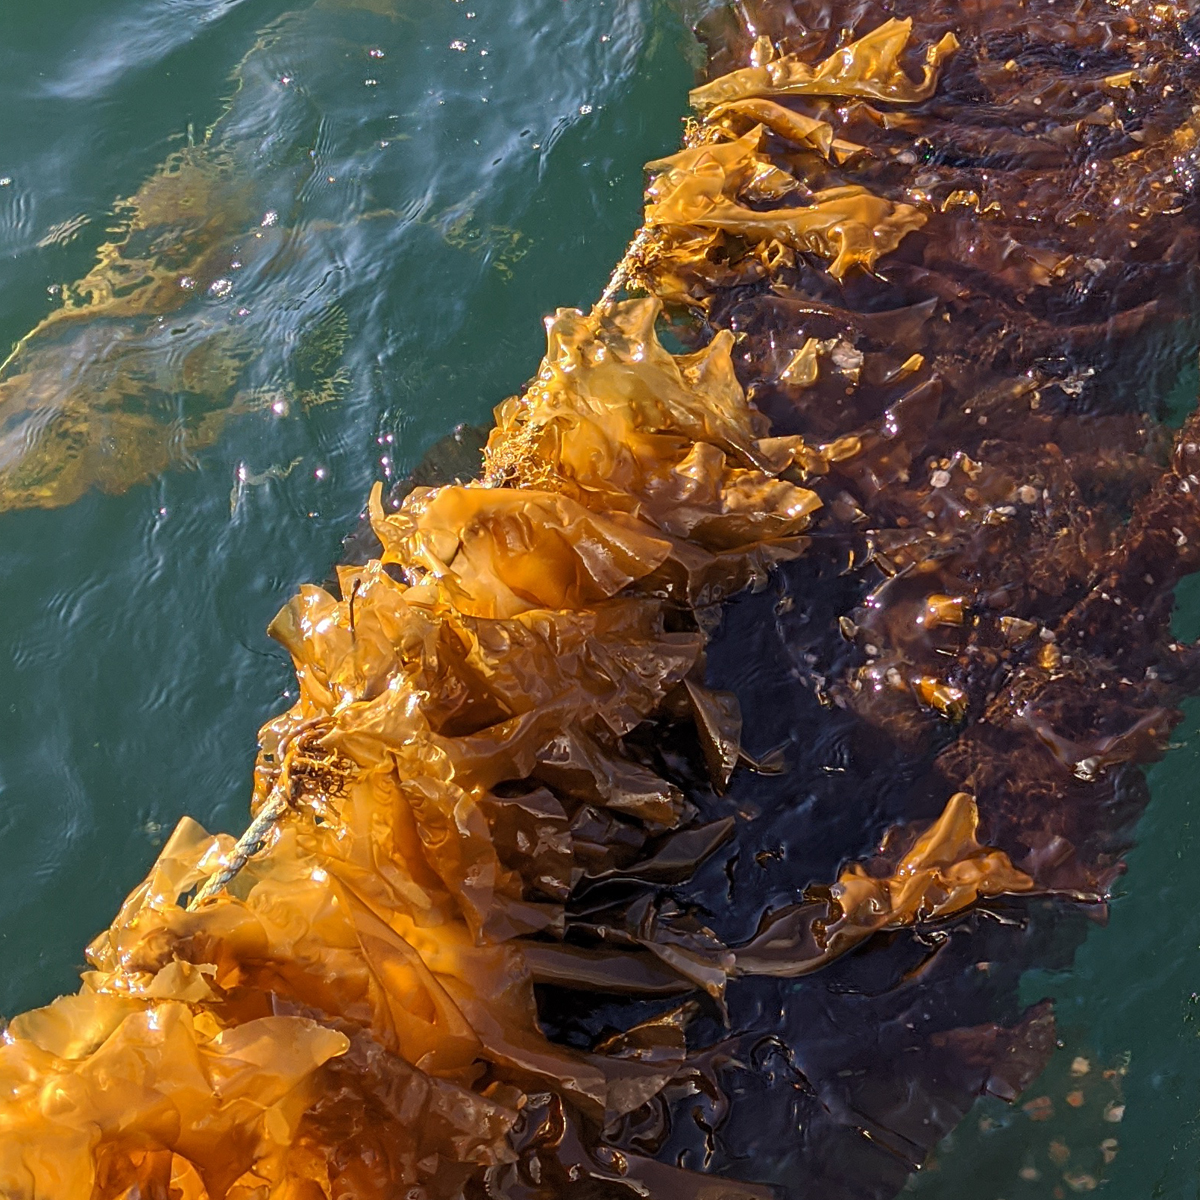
[0,1,1196,1194]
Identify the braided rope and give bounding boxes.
[188,779,290,909]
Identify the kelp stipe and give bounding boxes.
[8,2,1200,1197]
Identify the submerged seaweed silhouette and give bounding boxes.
[0,0,438,513]
[5,2,1200,1198]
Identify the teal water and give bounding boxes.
[0,0,695,1006]
[904,699,1200,1197]
[0,2,1197,1195]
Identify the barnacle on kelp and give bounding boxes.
[10,1,1200,1198]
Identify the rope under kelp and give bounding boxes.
[596,225,657,312]
[189,721,330,910]
[188,782,290,908]
[188,224,662,911]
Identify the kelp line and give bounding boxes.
[0,0,587,513]
[7,2,1200,1197]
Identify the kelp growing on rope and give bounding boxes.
[0,300,840,1199]
[0,300,1033,1200]
[9,1,1200,1197]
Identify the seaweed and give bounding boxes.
[0,143,276,510]
[6,2,1200,1198]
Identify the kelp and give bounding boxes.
[644,127,926,281]
[689,18,960,110]
[9,1,1200,1198]
[734,792,1034,978]
[706,99,866,163]
[0,0,385,513]
[0,148,267,509]
[0,298,831,1199]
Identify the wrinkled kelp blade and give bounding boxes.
[7,1,1200,1198]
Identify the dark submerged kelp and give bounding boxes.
[5,2,1200,1197]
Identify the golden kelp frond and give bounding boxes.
[0,289,822,1193]
[370,484,675,619]
[0,994,353,1200]
[690,18,960,110]
[734,793,1035,978]
[0,148,268,511]
[833,792,1035,932]
[647,127,803,204]
[83,815,591,1092]
[0,364,240,512]
[270,560,704,760]
[708,97,866,162]
[482,298,821,551]
[645,127,925,278]
[6,848,523,1196]
[634,228,771,309]
[37,149,256,331]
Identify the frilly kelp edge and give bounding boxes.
[8,2,1200,1198]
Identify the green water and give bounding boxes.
[0,2,1197,1195]
[902,699,1200,1197]
[0,0,694,1004]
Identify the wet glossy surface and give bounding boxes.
[0,0,693,1014]
[3,1,1200,1196]
[644,5,1200,1191]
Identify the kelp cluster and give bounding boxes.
[7,2,1200,1198]
[0,0,388,513]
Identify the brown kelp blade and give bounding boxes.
[8,2,1200,1198]
[689,18,960,110]
[735,793,1034,977]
